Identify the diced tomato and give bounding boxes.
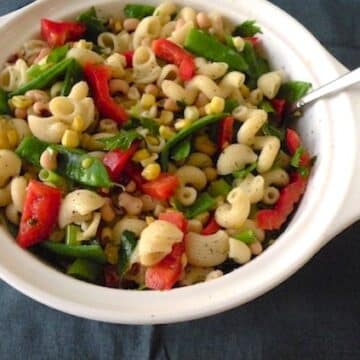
[145,243,185,290]
[152,38,196,81]
[271,98,287,122]
[201,215,220,235]
[84,63,128,124]
[159,211,188,233]
[142,174,179,201]
[256,173,307,230]
[104,265,120,288]
[103,142,139,181]
[286,128,311,167]
[123,50,134,68]
[244,36,260,46]
[218,116,234,150]
[41,18,86,47]
[17,180,62,248]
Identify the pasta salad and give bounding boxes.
[0,2,314,290]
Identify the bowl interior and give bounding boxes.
[0,0,356,324]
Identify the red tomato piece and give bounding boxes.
[159,211,188,233]
[145,243,185,290]
[123,50,134,68]
[41,19,86,47]
[256,173,307,230]
[244,36,260,46]
[103,142,139,181]
[218,116,234,150]
[84,63,128,124]
[17,180,62,248]
[286,128,311,167]
[271,98,287,122]
[141,174,179,201]
[152,38,196,81]
[104,265,120,288]
[201,215,220,235]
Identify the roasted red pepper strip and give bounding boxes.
[123,51,134,68]
[103,142,139,181]
[286,128,311,167]
[201,215,220,235]
[17,180,62,248]
[159,211,188,233]
[152,38,196,81]
[218,116,234,150]
[41,19,86,48]
[256,173,307,230]
[84,63,128,124]
[141,174,179,201]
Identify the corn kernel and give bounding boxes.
[140,154,158,167]
[61,130,80,148]
[184,106,199,121]
[146,216,155,225]
[240,84,250,98]
[175,118,192,131]
[74,39,93,49]
[146,135,160,146]
[10,95,33,109]
[140,94,156,109]
[194,135,217,156]
[71,115,86,132]
[159,125,176,140]
[159,110,174,125]
[232,36,245,52]
[81,157,94,169]
[142,163,161,181]
[105,243,119,265]
[133,149,150,162]
[206,96,225,115]
[204,167,218,182]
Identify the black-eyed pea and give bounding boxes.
[196,12,212,29]
[39,149,57,171]
[125,180,137,193]
[141,194,156,212]
[123,18,140,32]
[100,199,116,223]
[118,192,143,216]
[250,241,263,256]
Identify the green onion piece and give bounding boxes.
[184,193,216,219]
[118,230,137,276]
[224,99,239,113]
[0,89,10,115]
[41,242,107,264]
[47,45,69,64]
[290,147,304,168]
[233,162,258,180]
[171,139,191,161]
[124,4,156,19]
[233,229,257,244]
[184,29,248,72]
[39,169,67,188]
[66,224,81,246]
[262,123,285,141]
[67,258,102,283]
[61,60,83,96]
[208,179,232,198]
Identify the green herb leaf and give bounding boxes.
[233,20,263,38]
[290,147,304,168]
[278,81,312,103]
[224,99,239,113]
[99,130,142,151]
[184,193,216,219]
[118,230,137,276]
[233,229,257,244]
[171,139,191,161]
[124,115,160,135]
[47,45,69,64]
[262,123,285,141]
[233,162,258,180]
[77,7,107,42]
[259,100,275,113]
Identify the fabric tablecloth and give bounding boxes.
[0,1,359,359]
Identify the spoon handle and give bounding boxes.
[292,67,360,111]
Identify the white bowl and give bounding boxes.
[0,0,359,324]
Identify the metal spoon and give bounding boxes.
[291,67,360,112]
